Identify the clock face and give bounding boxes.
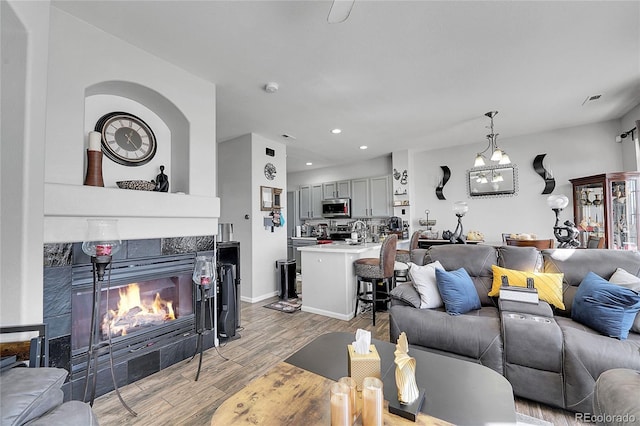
[96,112,157,166]
[264,163,276,180]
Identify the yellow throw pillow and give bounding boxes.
[489,265,565,310]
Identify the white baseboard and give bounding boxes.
[240,291,279,304]
[301,305,352,321]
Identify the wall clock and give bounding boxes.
[95,112,157,166]
[264,162,276,180]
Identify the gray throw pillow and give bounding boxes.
[608,268,640,334]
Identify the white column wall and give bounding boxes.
[1,0,50,327]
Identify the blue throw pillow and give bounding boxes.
[435,268,481,315]
[572,272,640,340]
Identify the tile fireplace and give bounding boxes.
[43,236,217,401]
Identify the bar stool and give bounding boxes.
[354,234,398,325]
[394,231,421,282]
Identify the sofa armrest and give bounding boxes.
[389,283,421,308]
[0,367,67,426]
[499,299,554,317]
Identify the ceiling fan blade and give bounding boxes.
[327,0,355,23]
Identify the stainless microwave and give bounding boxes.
[322,198,351,218]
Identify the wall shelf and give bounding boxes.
[44,183,220,243]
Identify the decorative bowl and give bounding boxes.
[116,180,156,191]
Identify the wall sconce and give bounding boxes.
[533,154,556,194]
[435,166,450,200]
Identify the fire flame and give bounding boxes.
[103,283,176,338]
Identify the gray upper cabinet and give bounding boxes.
[299,184,324,219]
[369,175,391,217]
[323,180,351,199]
[311,184,323,218]
[351,178,369,217]
[299,185,311,219]
[301,176,390,219]
[350,176,391,218]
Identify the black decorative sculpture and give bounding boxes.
[443,201,468,244]
[435,166,450,200]
[554,220,581,248]
[533,154,555,194]
[154,165,169,192]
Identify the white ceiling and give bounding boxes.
[52,0,640,173]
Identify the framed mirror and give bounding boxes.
[260,186,273,210]
[468,165,518,198]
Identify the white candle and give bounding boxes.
[88,131,102,151]
[362,377,383,426]
[330,382,351,426]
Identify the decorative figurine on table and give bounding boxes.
[554,220,580,248]
[394,332,419,405]
[154,165,169,192]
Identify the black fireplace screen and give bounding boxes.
[71,273,193,351]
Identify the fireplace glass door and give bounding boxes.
[72,273,193,351]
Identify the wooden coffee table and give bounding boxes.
[211,361,451,425]
[212,332,516,425]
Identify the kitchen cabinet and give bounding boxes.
[323,180,351,199]
[351,176,391,218]
[299,184,323,219]
[569,172,640,250]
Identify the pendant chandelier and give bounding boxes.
[473,111,511,167]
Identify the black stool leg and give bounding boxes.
[355,277,361,316]
[372,278,378,326]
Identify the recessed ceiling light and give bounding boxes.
[331,128,342,134]
[306,162,313,166]
[281,134,296,140]
[360,145,368,150]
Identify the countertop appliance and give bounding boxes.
[321,198,351,218]
[389,216,402,231]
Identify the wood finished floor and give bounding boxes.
[93,298,586,425]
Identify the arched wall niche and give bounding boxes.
[84,80,190,193]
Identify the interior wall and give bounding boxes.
[45,7,216,196]
[620,103,640,171]
[411,119,624,243]
[218,135,252,300]
[218,134,288,302]
[251,134,288,302]
[0,0,50,327]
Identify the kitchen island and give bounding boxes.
[298,242,382,320]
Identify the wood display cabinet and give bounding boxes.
[569,172,640,250]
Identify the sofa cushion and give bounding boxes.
[409,261,444,309]
[389,283,421,308]
[571,272,640,340]
[497,245,543,272]
[0,367,67,426]
[25,400,99,426]
[556,316,640,413]
[542,248,640,316]
[489,265,565,310]
[609,268,640,334]
[436,268,481,315]
[425,245,497,306]
[389,305,504,374]
[593,369,640,426]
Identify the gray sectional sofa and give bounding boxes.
[0,367,98,425]
[389,244,640,414]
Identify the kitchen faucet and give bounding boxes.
[351,220,367,242]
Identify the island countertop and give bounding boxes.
[297,242,382,254]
